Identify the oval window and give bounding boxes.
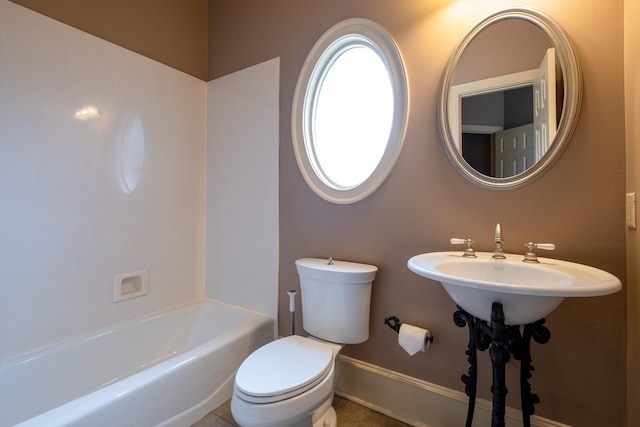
[292,18,408,204]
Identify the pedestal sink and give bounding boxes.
[408,250,621,427]
[408,251,621,325]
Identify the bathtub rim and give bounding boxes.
[1,297,274,367]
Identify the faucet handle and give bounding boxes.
[523,242,556,263]
[450,238,476,258]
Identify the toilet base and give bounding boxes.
[285,395,335,427]
[231,377,336,427]
[233,393,336,427]
[312,399,338,427]
[312,396,337,427]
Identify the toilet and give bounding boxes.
[231,257,377,427]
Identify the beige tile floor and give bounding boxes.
[192,395,410,427]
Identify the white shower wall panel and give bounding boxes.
[205,58,280,329]
[0,1,206,360]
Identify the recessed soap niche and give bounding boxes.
[113,270,149,302]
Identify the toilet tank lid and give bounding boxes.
[295,258,377,283]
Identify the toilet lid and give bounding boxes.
[235,335,333,403]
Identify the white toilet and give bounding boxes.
[231,257,377,427]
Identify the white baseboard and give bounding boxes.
[334,355,568,427]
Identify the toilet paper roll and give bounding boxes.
[398,323,430,355]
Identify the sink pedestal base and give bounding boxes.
[453,302,550,427]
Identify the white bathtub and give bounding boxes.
[0,299,274,427]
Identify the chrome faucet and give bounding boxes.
[492,223,506,259]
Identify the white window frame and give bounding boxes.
[291,18,409,204]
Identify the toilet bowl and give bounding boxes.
[231,258,377,427]
[231,336,341,427]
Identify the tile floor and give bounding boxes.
[192,395,410,427]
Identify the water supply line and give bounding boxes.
[287,290,298,335]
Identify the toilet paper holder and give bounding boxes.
[384,316,434,344]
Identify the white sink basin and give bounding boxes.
[408,252,621,325]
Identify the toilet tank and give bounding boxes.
[295,258,377,344]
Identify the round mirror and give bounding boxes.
[437,7,582,189]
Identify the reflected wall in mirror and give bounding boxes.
[438,8,582,189]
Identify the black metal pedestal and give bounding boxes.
[453,302,550,427]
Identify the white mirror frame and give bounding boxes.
[437,7,582,190]
[292,18,409,204]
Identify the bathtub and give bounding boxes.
[0,299,274,427]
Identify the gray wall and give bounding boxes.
[208,1,626,425]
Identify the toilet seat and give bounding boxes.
[234,335,334,404]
